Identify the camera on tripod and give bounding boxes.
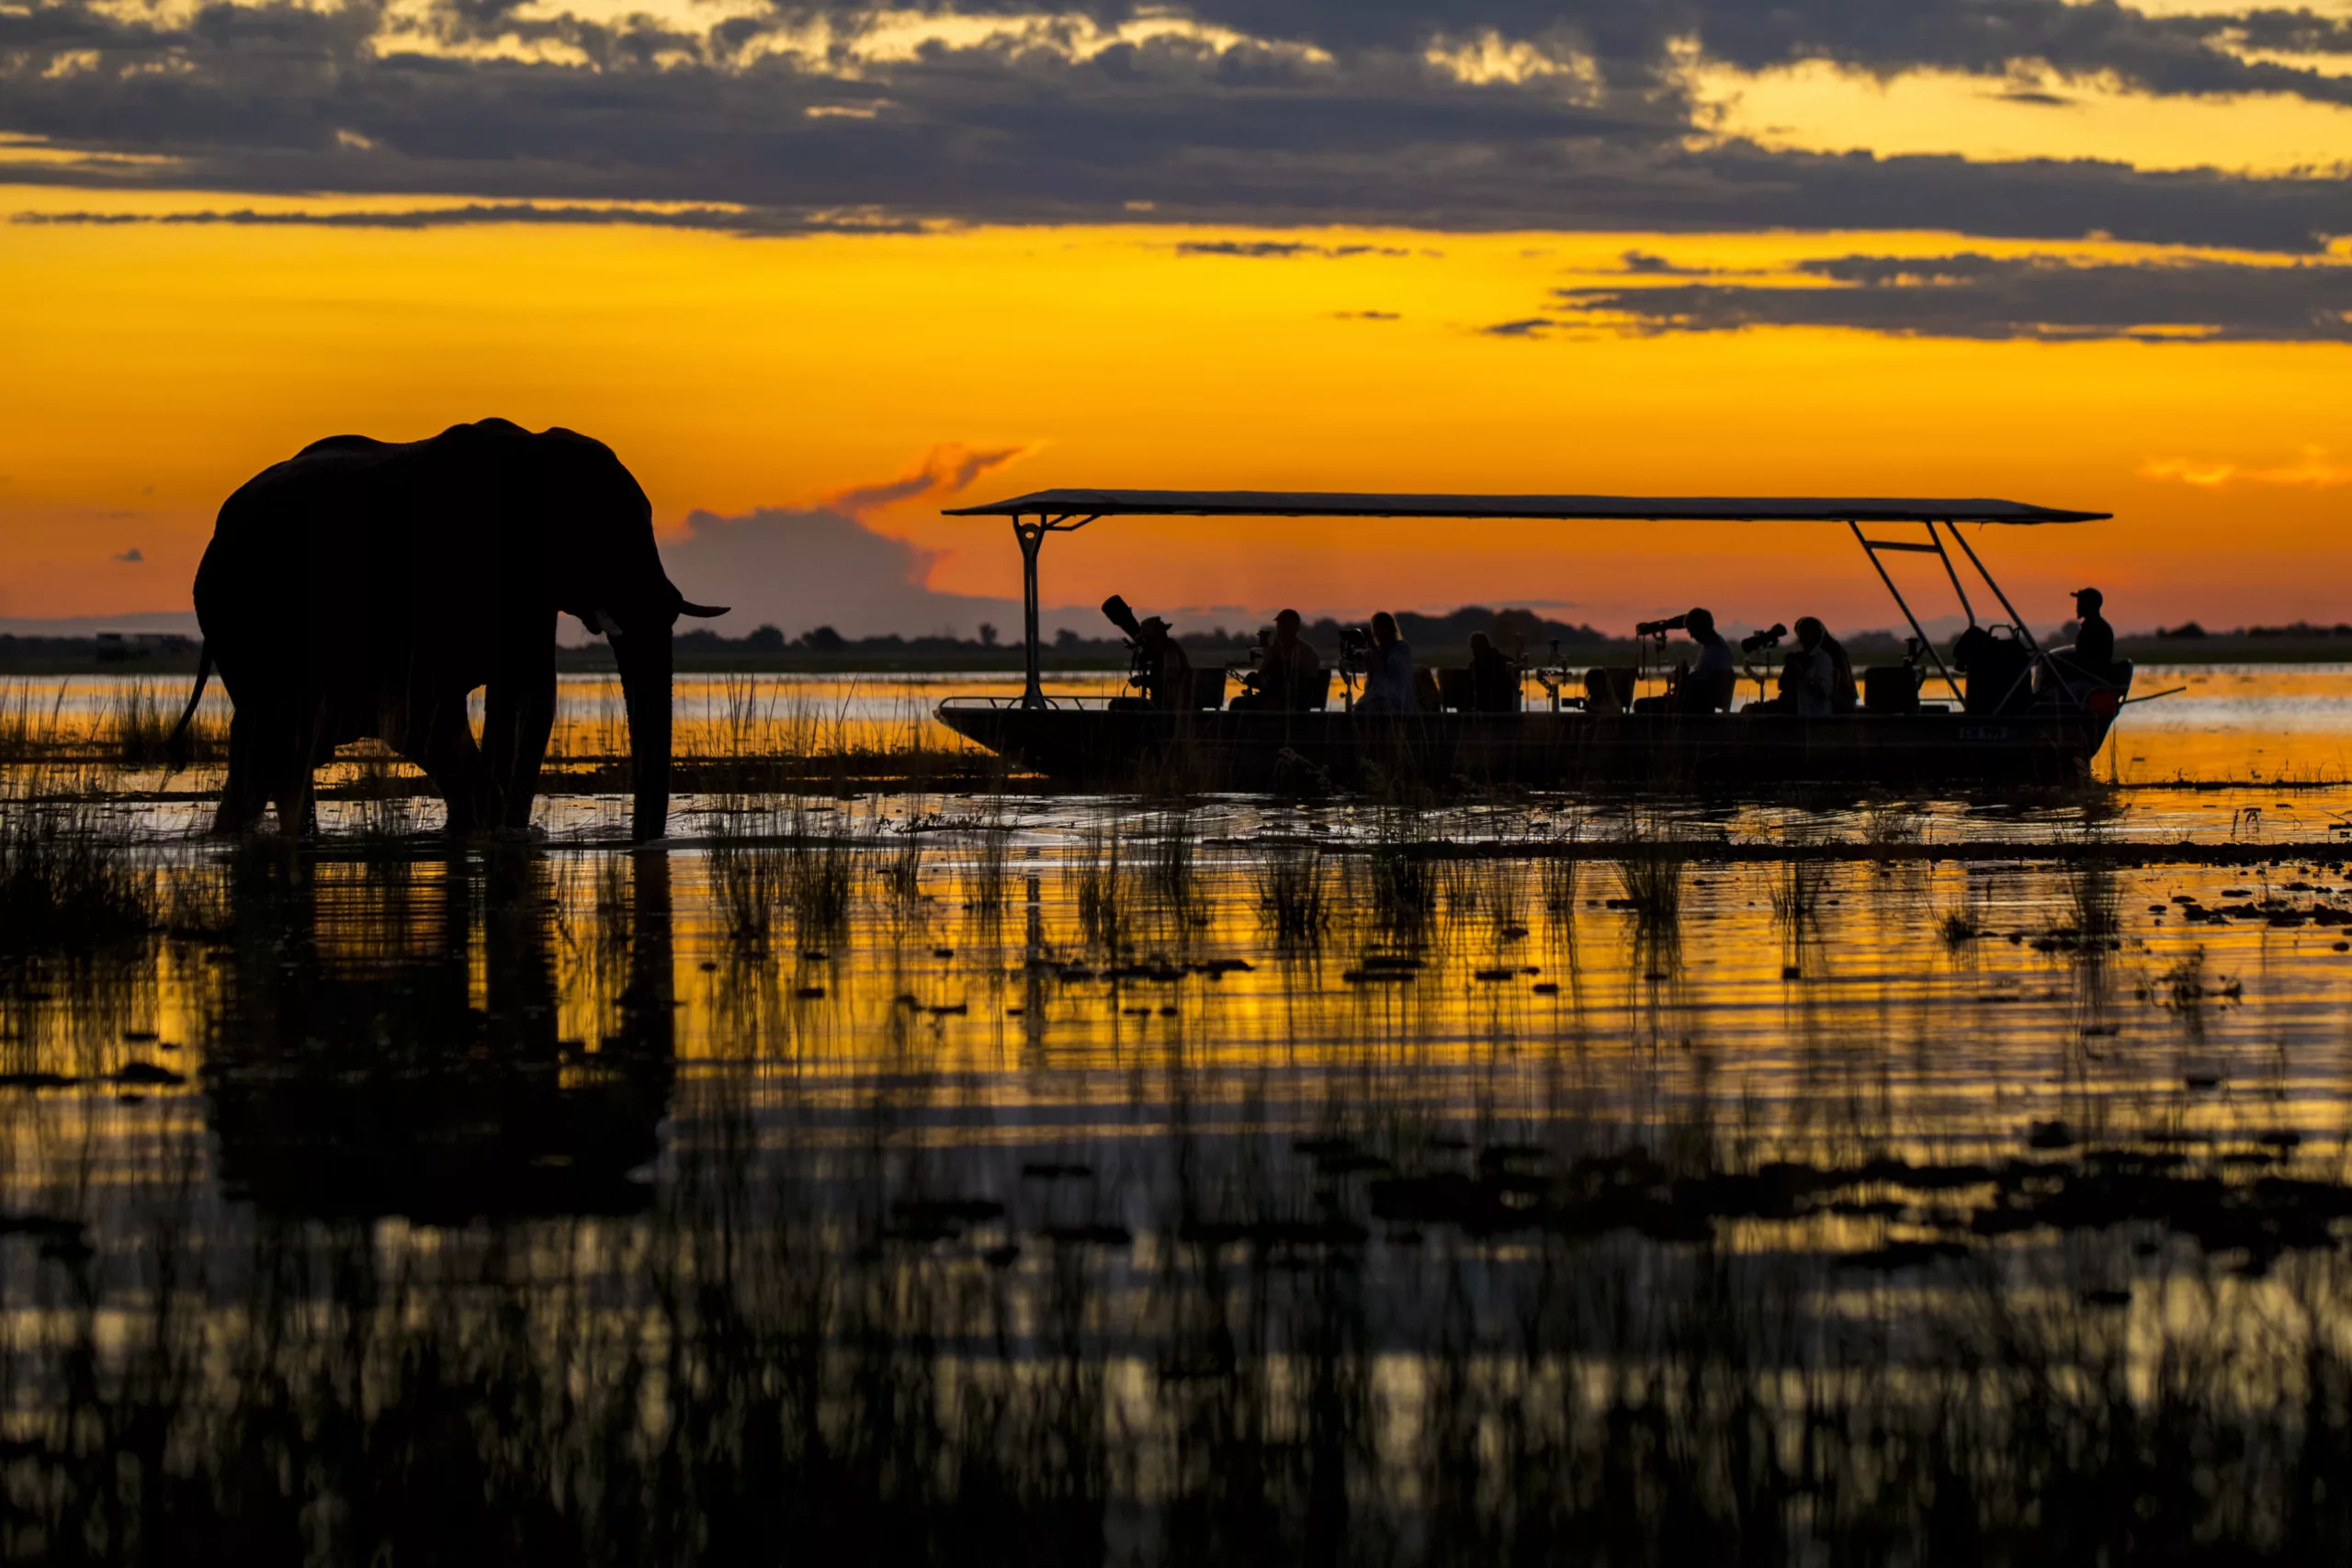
[1338,625,1373,657]
[1740,622,1787,655]
[1634,614,1688,638]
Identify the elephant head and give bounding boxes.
[537,430,725,842]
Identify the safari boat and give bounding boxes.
[933,490,2132,791]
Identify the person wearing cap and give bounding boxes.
[1132,615,1193,711]
[1239,607,1322,710]
[1677,606,1736,712]
[2070,587,2115,675]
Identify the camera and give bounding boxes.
[1634,614,1688,638]
[1740,623,1787,654]
[1339,625,1373,655]
[1100,594,1144,642]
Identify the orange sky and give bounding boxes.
[4,188,2347,636]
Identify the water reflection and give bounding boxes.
[201,845,675,1221]
[4,802,2352,1561]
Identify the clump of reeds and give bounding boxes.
[1856,798,1924,854]
[1614,813,1688,926]
[1256,840,1329,942]
[965,809,1013,916]
[108,679,175,768]
[1539,816,1582,917]
[1147,809,1196,917]
[2068,861,2120,942]
[1366,802,1434,937]
[877,818,926,908]
[1070,822,1128,951]
[1769,818,1829,924]
[1939,908,1982,944]
[0,787,154,952]
[786,801,855,936]
[708,807,790,948]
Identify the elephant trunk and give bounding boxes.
[614,625,673,842]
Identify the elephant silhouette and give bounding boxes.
[166,419,723,842]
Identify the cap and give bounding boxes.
[2071,586,2103,606]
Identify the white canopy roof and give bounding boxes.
[942,488,2109,525]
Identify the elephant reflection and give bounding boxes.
[201,847,676,1223]
[169,419,724,842]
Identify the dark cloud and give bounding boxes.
[6,0,2352,250]
[1331,309,1400,319]
[1549,254,2352,341]
[11,204,916,233]
[112,547,144,562]
[1175,241,1414,257]
[1479,317,1552,337]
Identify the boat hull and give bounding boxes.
[933,704,2118,792]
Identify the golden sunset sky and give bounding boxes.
[5,0,2351,637]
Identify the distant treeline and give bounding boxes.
[8,612,2352,676]
[2154,620,2352,639]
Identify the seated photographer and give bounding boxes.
[1583,668,1623,716]
[1792,616,1857,716]
[1467,631,1520,712]
[2051,587,2120,682]
[1675,607,1736,713]
[1102,593,1193,712]
[1355,611,1417,714]
[1233,608,1322,710]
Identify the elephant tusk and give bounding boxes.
[676,599,729,619]
[576,608,605,636]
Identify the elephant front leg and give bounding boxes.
[414,697,492,837]
[482,657,557,834]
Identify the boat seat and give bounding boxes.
[1436,667,1474,712]
[1862,665,1922,715]
[1188,669,1228,710]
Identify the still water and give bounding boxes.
[4,668,2352,1562]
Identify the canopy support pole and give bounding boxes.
[1943,524,2041,655]
[1850,522,1963,702]
[1924,520,1976,628]
[1011,513,1099,710]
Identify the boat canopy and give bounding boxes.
[943,489,2109,525]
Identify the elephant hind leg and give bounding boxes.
[212,710,273,835]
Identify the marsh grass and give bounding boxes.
[707,805,790,948]
[1538,814,1583,918]
[1364,800,1436,939]
[1857,797,1926,854]
[1770,818,1830,926]
[0,779,153,953]
[1070,821,1129,951]
[786,800,856,936]
[107,679,175,768]
[2068,861,2121,942]
[1255,840,1330,942]
[1614,816,1688,928]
